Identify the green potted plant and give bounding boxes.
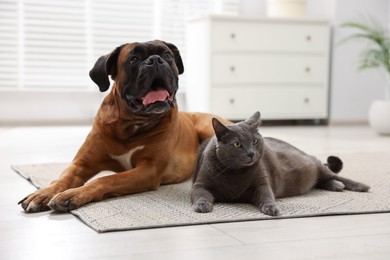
[340,18,390,135]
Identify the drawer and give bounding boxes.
[211,21,329,53]
[211,54,327,85]
[210,86,328,120]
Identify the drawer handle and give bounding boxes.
[230,66,235,72]
[305,67,311,73]
[304,98,310,103]
[229,98,235,104]
[230,33,236,39]
[306,35,312,41]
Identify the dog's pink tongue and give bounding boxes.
[143,89,170,105]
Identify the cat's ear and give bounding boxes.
[212,118,231,141]
[245,111,262,128]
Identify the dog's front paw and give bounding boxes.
[193,200,213,213]
[48,187,92,213]
[18,187,60,213]
[260,203,280,216]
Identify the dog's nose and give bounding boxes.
[145,55,164,66]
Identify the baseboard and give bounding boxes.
[329,120,369,126]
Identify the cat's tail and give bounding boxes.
[322,156,370,192]
[325,156,343,173]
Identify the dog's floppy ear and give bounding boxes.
[162,41,184,75]
[89,45,122,92]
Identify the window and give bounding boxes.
[0,0,18,89]
[0,0,239,122]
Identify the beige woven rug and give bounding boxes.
[13,152,390,233]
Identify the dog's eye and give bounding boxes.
[129,56,139,64]
[253,139,258,145]
[163,53,172,61]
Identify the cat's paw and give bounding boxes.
[353,183,370,192]
[319,179,345,192]
[193,200,213,213]
[260,203,280,216]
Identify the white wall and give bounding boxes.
[239,0,265,16]
[331,0,389,122]
[239,0,390,123]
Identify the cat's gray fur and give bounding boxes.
[191,111,370,216]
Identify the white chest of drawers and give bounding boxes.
[186,15,331,121]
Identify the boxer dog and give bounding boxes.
[19,40,228,213]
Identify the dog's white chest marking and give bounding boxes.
[110,146,144,170]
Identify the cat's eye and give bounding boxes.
[253,139,258,145]
[233,142,241,148]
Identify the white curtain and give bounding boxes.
[0,0,239,123]
[0,0,239,91]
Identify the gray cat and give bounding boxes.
[191,111,370,216]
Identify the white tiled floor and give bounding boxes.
[1,125,389,259]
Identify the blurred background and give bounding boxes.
[0,0,389,125]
